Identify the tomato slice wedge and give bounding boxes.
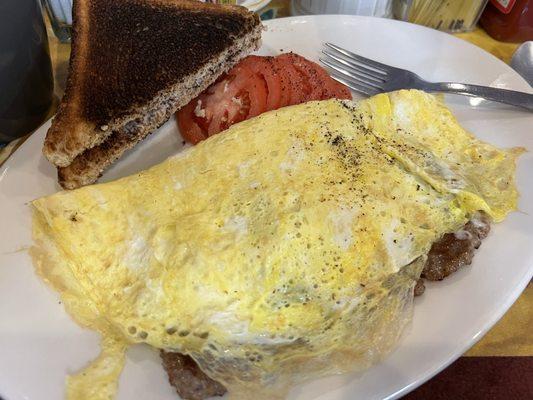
[245,72,269,118]
[321,77,353,100]
[176,98,209,144]
[277,52,352,101]
[204,64,267,136]
[240,56,282,111]
[277,53,322,101]
[274,56,312,105]
[269,61,290,108]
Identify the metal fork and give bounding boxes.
[320,42,533,112]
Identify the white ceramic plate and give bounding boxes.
[1,15,532,400]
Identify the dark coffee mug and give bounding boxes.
[0,0,54,144]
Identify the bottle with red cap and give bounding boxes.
[480,0,533,42]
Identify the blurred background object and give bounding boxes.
[480,0,533,42]
[202,0,273,9]
[511,41,533,85]
[0,0,53,144]
[232,0,272,11]
[42,0,273,43]
[394,0,488,33]
[41,0,533,43]
[42,0,73,43]
[292,0,393,17]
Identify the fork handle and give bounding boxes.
[424,82,533,111]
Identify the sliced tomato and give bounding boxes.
[240,56,282,111]
[269,60,291,108]
[176,53,352,144]
[207,91,247,135]
[244,72,268,118]
[322,77,352,100]
[274,56,312,105]
[277,52,352,101]
[204,64,267,135]
[278,53,334,101]
[176,99,208,144]
[277,53,322,101]
[176,76,235,143]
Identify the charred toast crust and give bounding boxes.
[44,0,261,168]
[44,0,93,167]
[81,0,259,124]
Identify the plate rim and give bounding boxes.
[388,273,532,399]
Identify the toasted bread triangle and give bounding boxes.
[44,0,262,187]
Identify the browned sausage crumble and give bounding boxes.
[160,351,226,400]
[416,214,491,295]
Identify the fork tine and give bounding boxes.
[320,58,383,90]
[321,50,385,83]
[325,42,391,72]
[329,74,380,97]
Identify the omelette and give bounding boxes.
[31,90,522,399]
